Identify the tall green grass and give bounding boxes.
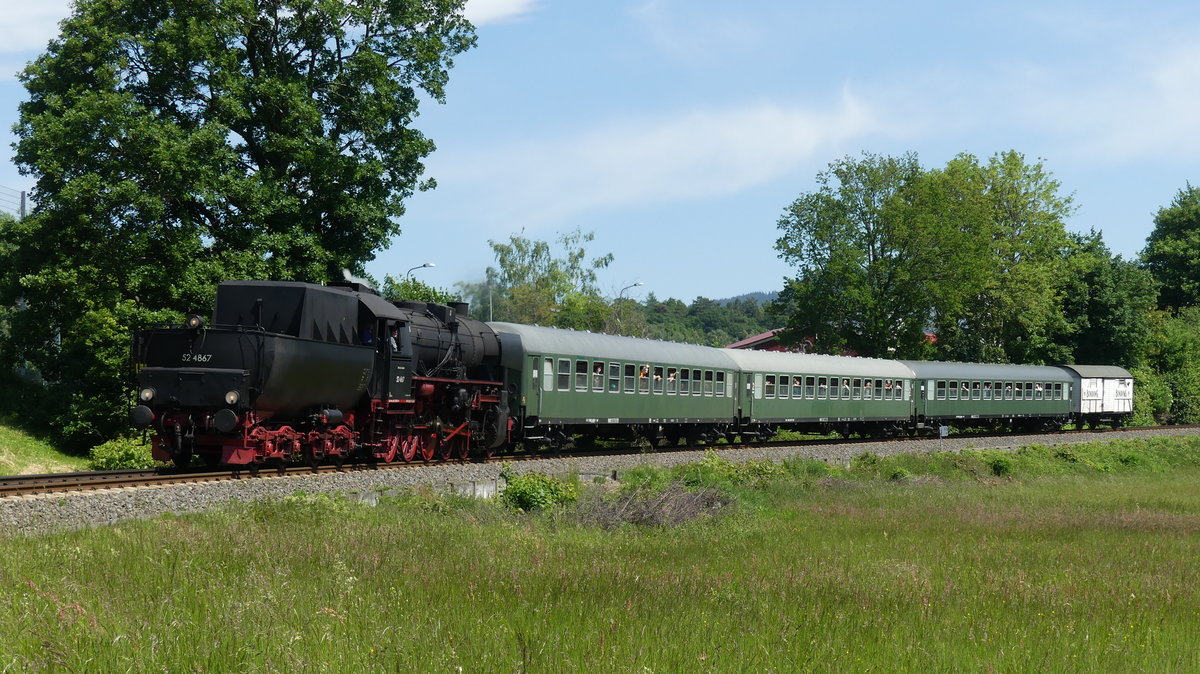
[3,437,1200,671]
[0,423,88,475]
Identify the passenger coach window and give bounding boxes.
[653,367,664,394]
[680,369,691,395]
[575,360,589,391]
[972,382,981,400]
[667,368,678,394]
[716,372,726,396]
[704,371,714,396]
[557,359,571,391]
[543,357,553,392]
[852,378,862,399]
[1054,383,1063,400]
[1014,383,1023,400]
[806,376,815,399]
[817,377,828,399]
[638,364,650,393]
[948,381,958,400]
[936,381,947,400]
[983,382,992,400]
[873,379,883,400]
[765,375,776,399]
[624,365,636,393]
[792,377,803,398]
[841,379,851,399]
[608,363,620,392]
[692,371,702,395]
[592,362,606,391]
[1024,383,1034,400]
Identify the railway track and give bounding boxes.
[2,424,1196,499]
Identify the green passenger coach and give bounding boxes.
[490,323,740,445]
[902,361,1074,431]
[723,349,916,437]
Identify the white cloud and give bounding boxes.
[1068,44,1200,161]
[464,0,539,26]
[437,91,881,227]
[0,2,72,54]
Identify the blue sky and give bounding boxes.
[1,0,1197,302]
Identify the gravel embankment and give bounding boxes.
[4,427,1199,536]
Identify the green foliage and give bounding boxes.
[3,0,474,449]
[460,228,613,329]
[0,422,90,474]
[927,152,1076,364]
[380,275,460,304]
[1056,232,1158,367]
[500,472,579,511]
[1130,366,1173,425]
[1142,183,1200,310]
[639,294,773,347]
[673,449,787,490]
[773,152,949,357]
[87,436,157,470]
[774,151,1077,362]
[988,455,1013,477]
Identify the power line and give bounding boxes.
[0,184,27,218]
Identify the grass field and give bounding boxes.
[2,437,1200,671]
[0,423,88,475]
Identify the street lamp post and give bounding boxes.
[405,262,436,278]
[619,281,644,299]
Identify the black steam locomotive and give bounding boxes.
[130,280,509,466]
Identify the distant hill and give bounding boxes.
[714,291,778,306]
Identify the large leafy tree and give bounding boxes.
[3,0,474,449]
[773,153,987,357]
[930,151,1076,364]
[1056,232,1158,368]
[460,228,614,330]
[1142,184,1200,310]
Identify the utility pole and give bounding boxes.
[20,191,25,219]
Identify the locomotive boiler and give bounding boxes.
[130,280,509,466]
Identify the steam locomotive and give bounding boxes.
[129,279,1134,467]
[130,280,508,466]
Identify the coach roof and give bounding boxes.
[1057,365,1133,379]
[489,323,739,371]
[901,360,1074,381]
[723,349,915,379]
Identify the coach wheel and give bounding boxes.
[451,434,471,461]
[420,431,438,461]
[399,435,417,462]
[378,435,399,463]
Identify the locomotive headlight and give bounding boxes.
[186,314,206,330]
[139,387,155,402]
[224,390,240,406]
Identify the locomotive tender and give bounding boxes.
[129,280,1134,466]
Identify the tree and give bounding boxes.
[2,0,475,450]
[381,275,460,305]
[1142,184,1200,310]
[929,152,1075,364]
[773,153,984,357]
[459,228,614,330]
[1056,232,1158,368]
